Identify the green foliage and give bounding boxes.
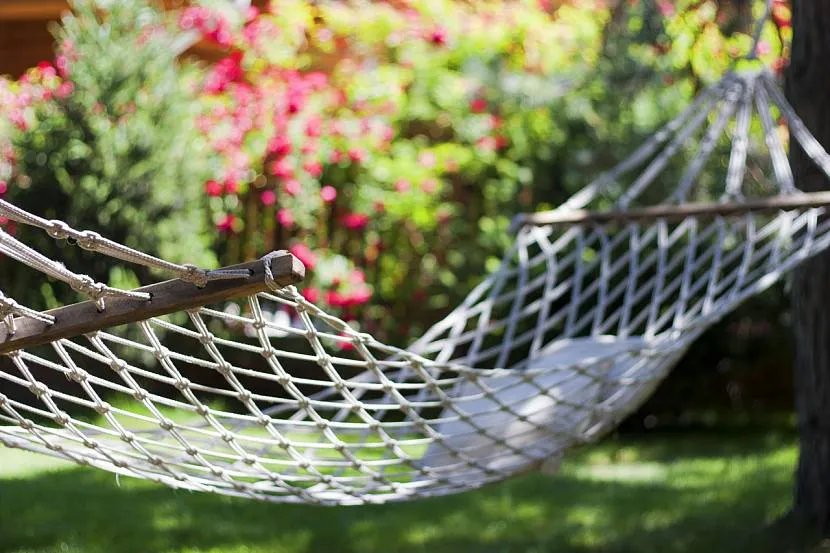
[2,0,217,309]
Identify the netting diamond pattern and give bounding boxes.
[3,69,830,504]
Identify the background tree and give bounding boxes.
[788,0,830,534]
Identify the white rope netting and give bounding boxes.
[2,67,830,505]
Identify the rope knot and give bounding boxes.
[46,220,70,240]
[77,230,101,251]
[180,264,209,288]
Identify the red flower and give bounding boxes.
[326,290,348,307]
[427,26,448,46]
[216,213,236,233]
[289,243,318,270]
[470,97,487,113]
[205,180,223,197]
[0,181,7,195]
[267,135,292,157]
[224,177,240,195]
[341,213,369,230]
[301,287,320,303]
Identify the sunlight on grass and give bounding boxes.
[0,432,804,553]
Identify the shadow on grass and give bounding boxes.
[0,433,808,553]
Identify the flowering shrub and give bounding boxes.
[0,0,217,310]
[178,0,614,343]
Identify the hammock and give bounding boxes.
[3,33,830,505]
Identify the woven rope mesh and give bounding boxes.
[3,69,830,504]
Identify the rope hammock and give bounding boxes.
[3,14,830,505]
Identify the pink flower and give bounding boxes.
[289,244,318,270]
[347,148,366,164]
[0,181,7,195]
[283,179,301,196]
[246,5,260,21]
[205,180,223,197]
[341,213,369,230]
[270,159,294,179]
[349,269,365,284]
[395,179,411,193]
[301,287,320,303]
[287,95,305,114]
[421,178,438,194]
[303,160,323,178]
[349,286,372,306]
[216,213,236,233]
[330,150,344,164]
[260,189,277,206]
[305,72,328,90]
[470,97,487,113]
[476,136,497,152]
[55,82,74,98]
[277,209,294,227]
[418,152,436,168]
[427,26,448,46]
[756,40,771,56]
[55,55,70,77]
[320,185,337,203]
[657,0,675,17]
[305,116,323,138]
[267,135,292,157]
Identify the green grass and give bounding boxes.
[0,431,822,553]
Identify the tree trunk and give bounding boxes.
[788,0,830,533]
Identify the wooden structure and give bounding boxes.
[0,0,271,78]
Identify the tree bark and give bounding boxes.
[788,0,830,533]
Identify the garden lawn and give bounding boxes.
[0,432,823,553]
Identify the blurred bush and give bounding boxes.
[0,0,217,309]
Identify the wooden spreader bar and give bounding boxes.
[0,251,305,355]
[510,191,830,231]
